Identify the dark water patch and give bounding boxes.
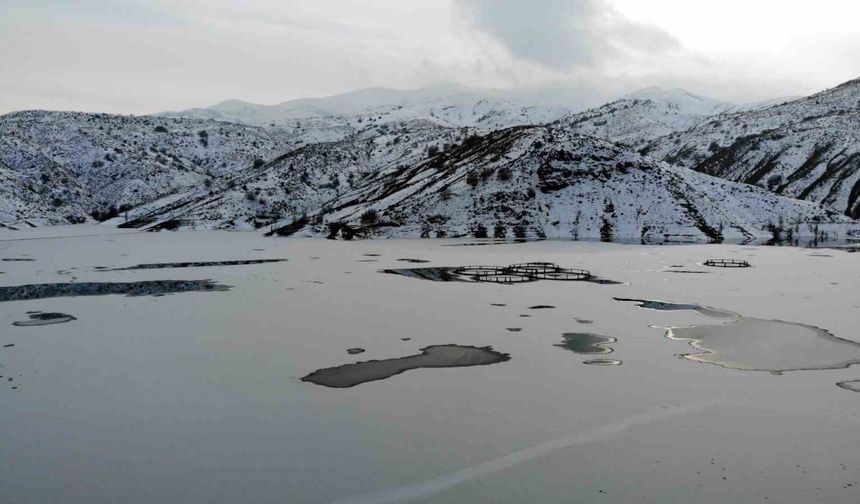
[0,280,230,303]
[575,318,594,324]
[3,344,14,348]
[304,280,325,285]
[13,312,76,326]
[301,345,511,388]
[491,303,507,307]
[103,259,286,271]
[442,240,531,247]
[347,348,365,355]
[837,380,860,393]
[583,359,622,366]
[363,254,382,257]
[809,254,833,257]
[665,270,710,274]
[529,305,556,310]
[400,338,411,341]
[356,259,379,263]
[555,333,616,354]
[614,298,736,319]
[454,265,508,277]
[506,328,522,332]
[397,258,430,263]
[519,314,531,318]
[381,267,463,282]
[2,258,34,262]
[586,278,624,285]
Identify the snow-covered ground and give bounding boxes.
[642,79,860,216]
[3,79,859,230]
[158,84,577,131]
[1,227,859,503]
[277,126,853,242]
[0,111,294,223]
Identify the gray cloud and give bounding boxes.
[454,0,680,69]
[1,0,854,115]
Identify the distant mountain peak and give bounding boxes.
[157,85,575,130]
[624,86,707,101]
[621,87,732,114]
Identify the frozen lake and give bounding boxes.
[1,226,859,503]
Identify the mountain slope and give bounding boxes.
[0,160,91,226]
[555,88,736,150]
[0,135,94,225]
[641,78,860,216]
[0,111,292,217]
[623,87,734,115]
[114,120,469,230]
[159,86,572,134]
[269,126,848,242]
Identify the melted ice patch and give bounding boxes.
[0,280,230,303]
[13,312,77,326]
[583,359,622,366]
[301,345,510,388]
[555,333,617,355]
[614,298,736,319]
[836,380,860,393]
[101,259,286,271]
[617,298,860,372]
[668,318,860,372]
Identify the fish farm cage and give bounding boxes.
[457,262,593,284]
[474,273,538,284]
[703,259,751,268]
[453,266,509,277]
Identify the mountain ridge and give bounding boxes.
[641,77,860,217]
[1,79,858,238]
[268,126,849,242]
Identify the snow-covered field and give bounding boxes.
[1,226,859,503]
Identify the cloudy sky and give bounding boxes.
[2,0,859,114]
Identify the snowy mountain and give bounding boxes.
[554,88,736,150]
[1,80,857,236]
[0,149,92,226]
[641,78,860,217]
[0,111,292,223]
[159,85,573,137]
[268,126,848,242]
[553,88,801,151]
[623,87,735,115]
[113,120,470,230]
